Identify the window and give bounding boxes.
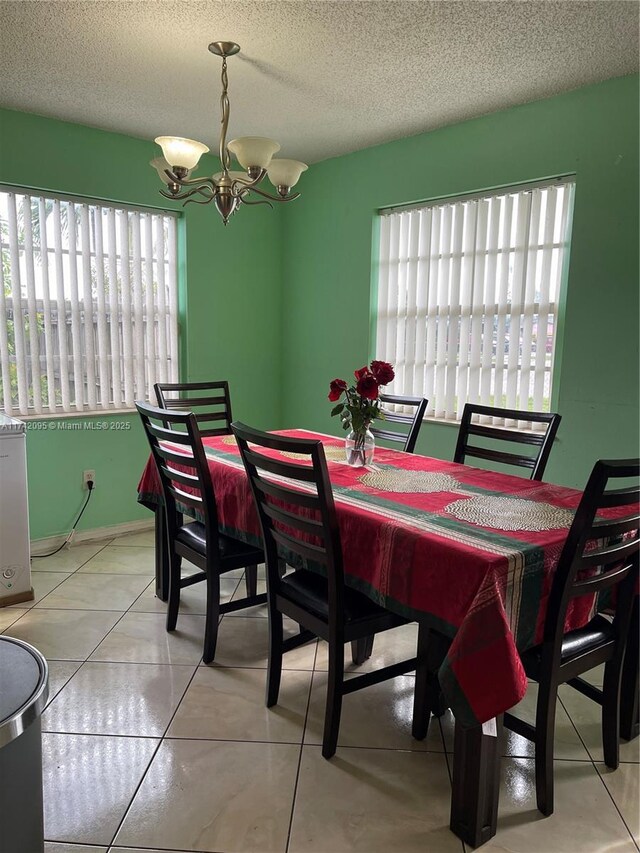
[375,178,575,424]
[0,188,179,416]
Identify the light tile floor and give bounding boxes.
[2,530,638,853]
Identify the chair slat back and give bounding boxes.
[136,401,220,545]
[155,381,233,437]
[544,458,640,652]
[454,403,561,480]
[232,423,345,619]
[370,394,428,454]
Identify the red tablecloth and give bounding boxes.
[138,429,603,726]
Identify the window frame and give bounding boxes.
[371,175,576,427]
[0,183,181,419]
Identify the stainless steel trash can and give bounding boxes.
[0,636,49,853]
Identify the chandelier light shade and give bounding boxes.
[150,41,308,225]
[155,137,209,170]
[150,156,192,185]
[227,137,280,170]
[267,159,309,193]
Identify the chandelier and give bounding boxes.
[150,41,307,225]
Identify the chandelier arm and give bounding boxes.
[159,184,216,202]
[184,195,217,206]
[239,185,301,203]
[195,187,216,199]
[237,194,273,209]
[229,170,267,193]
[164,170,218,190]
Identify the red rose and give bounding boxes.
[356,374,379,400]
[370,360,395,385]
[328,378,348,402]
[354,366,371,381]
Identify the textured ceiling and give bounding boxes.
[0,1,638,164]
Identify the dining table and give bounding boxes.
[137,428,638,847]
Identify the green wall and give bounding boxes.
[281,74,639,489]
[0,109,283,539]
[1,73,638,538]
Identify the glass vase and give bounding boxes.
[345,428,375,467]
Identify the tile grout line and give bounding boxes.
[42,542,164,689]
[18,603,155,615]
[40,557,294,849]
[24,569,76,608]
[106,845,226,853]
[592,760,640,849]
[3,539,116,621]
[41,541,160,848]
[7,546,150,701]
[437,716,454,783]
[434,715,466,853]
[45,658,200,668]
[0,609,31,631]
[558,690,639,847]
[558,689,602,765]
[103,555,219,848]
[594,764,640,849]
[59,538,115,573]
[105,841,226,853]
[106,567,246,849]
[123,575,159,612]
[106,653,204,849]
[284,633,319,853]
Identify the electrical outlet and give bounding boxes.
[83,470,96,489]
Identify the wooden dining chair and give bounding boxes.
[371,394,428,454]
[155,380,257,597]
[502,458,639,815]
[232,421,419,759]
[136,402,266,663]
[413,405,562,726]
[155,380,233,437]
[454,403,561,480]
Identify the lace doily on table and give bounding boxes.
[444,495,575,532]
[281,445,346,462]
[221,434,345,462]
[359,470,459,494]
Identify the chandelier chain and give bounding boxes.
[219,56,231,172]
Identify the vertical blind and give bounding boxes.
[376,179,575,424]
[0,189,179,416]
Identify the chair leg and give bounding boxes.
[602,658,623,769]
[202,573,221,664]
[351,635,374,665]
[245,564,258,598]
[421,627,451,719]
[412,622,432,740]
[154,506,169,602]
[266,609,284,707]
[322,638,345,759]
[621,599,639,741]
[534,680,558,817]
[166,549,181,632]
[429,682,449,718]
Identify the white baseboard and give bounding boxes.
[31,518,155,555]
